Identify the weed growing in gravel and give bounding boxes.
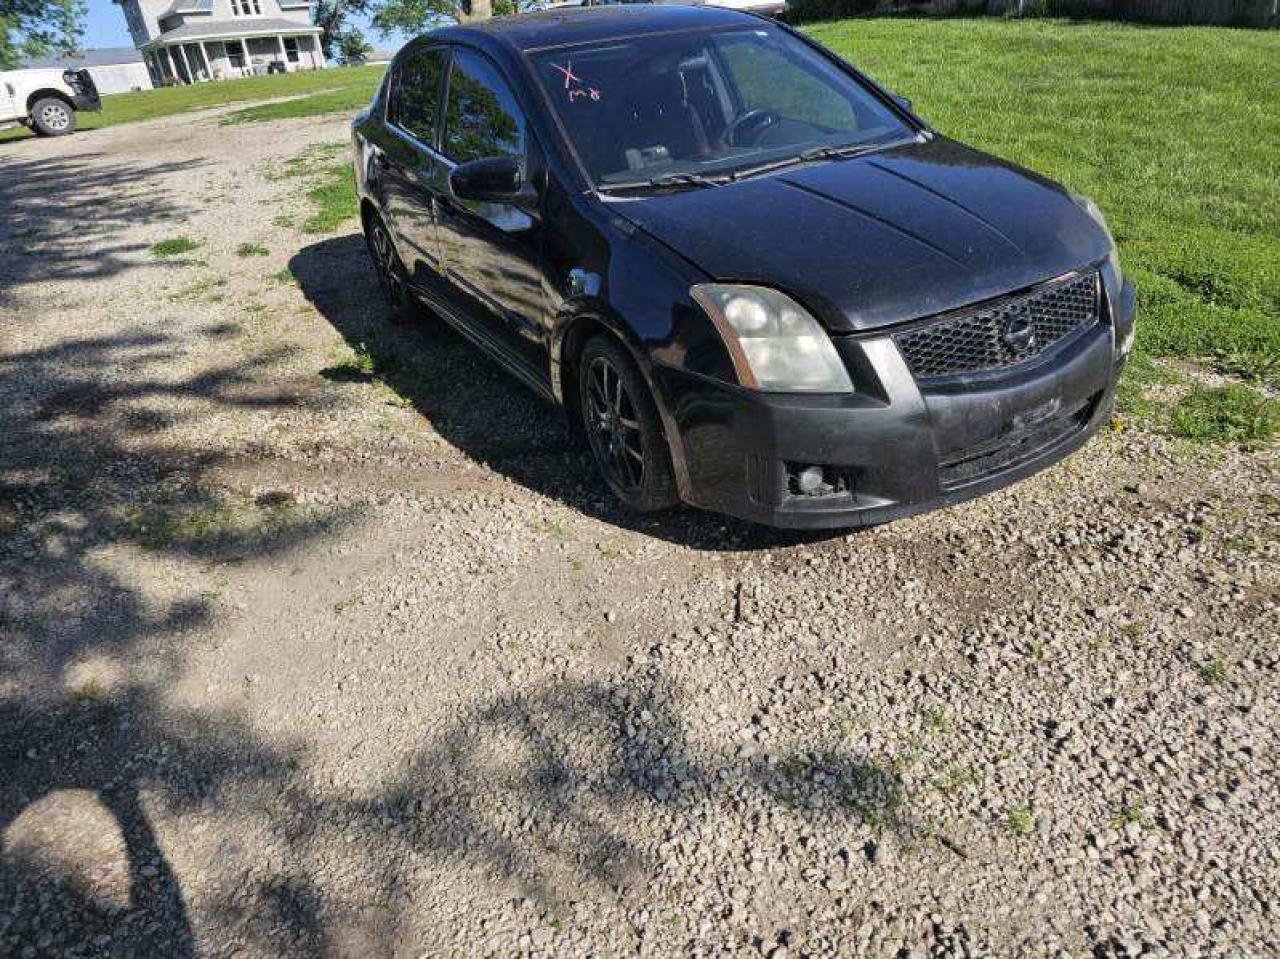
[272,267,299,286]
[64,678,105,704]
[168,276,227,301]
[302,164,357,234]
[237,242,269,258]
[925,707,952,732]
[1171,385,1279,448]
[1114,801,1152,829]
[934,764,980,797]
[151,236,200,258]
[119,493,299,551]
[1196,658,1229,685]
[1005,805,1036,838]
[1212,349,1280,389]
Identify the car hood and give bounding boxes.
[610,137,1111,333]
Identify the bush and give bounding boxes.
[785,0,880,25]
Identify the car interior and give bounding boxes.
[533,29,901,185]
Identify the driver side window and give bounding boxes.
[442,49,526,165]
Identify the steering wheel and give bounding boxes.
[722,109,780,147]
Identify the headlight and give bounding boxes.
[690,284,853,393]
[1072,193,1123,286]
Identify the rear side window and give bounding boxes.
[442,49,525,165]
[390,47,447,145]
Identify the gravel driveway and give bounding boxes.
[0,109,1276,959]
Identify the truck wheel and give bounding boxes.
[30,98,76,137]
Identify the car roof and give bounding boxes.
[431,4,761,54]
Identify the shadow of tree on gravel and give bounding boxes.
[290,234,844,552]
[0,328,354,956]
[0,154,200,306]
[242,676,908,948]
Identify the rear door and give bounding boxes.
[433,47,549,384]
[381,46,450,293]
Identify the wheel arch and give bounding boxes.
[26,88,74,114]
[553,300,694,501]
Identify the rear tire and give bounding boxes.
[30,98,75,137]
[364,211,416,324]
[578,334,679,513]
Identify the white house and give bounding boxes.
[114,0,324,86]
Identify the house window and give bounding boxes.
[226,41,246,68]
[284,37,300,63]
[230,0,262,15]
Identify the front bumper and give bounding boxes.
[656,279,1135,529]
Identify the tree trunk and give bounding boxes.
[467,0,492,21]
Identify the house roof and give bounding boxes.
[161,0,213,15]
[20,46,145,69]
[143,17,322,47]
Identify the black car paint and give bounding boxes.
[352,5,1135,528]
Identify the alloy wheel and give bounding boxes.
[585,355,645,491]
[370,220,405,307]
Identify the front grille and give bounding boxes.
[894,270,1099,379]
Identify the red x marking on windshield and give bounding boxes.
[551,61,581,89]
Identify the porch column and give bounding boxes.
[198,41,214,80]
[174,43,193,84]
[163,46,178,82]
[276,34,288,70]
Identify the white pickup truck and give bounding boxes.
[0,68,101,137]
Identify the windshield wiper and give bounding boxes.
[727,139,898,183]
[600,171,727,193]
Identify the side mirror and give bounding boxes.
[892,94,913,113]
[449,156,535,208]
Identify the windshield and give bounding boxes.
[529,24,913,189]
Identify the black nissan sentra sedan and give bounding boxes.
[352,5,1136,528]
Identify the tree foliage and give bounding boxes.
[335,27,374,64]
[313,0,371,60]
[370,0,536,32]
[0,0,86,69]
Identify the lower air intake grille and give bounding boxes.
[894,270,1099,379]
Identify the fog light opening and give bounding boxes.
[787,463,850,498]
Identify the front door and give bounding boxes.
[433,47,548,385]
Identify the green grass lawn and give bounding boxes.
[0,63,385,143]
[807,19,1279,435]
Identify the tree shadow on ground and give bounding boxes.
[0,153,199,306]
[289,233,846,552]
[0,327,354,956]
[242,675,908,946]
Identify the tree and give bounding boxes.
[313,0,371,60]
[335,27,373,65]
[0,0,86,69]
[369,0,532,32]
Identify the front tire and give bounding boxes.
[578,334,678,513]
[30,98,75,137]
